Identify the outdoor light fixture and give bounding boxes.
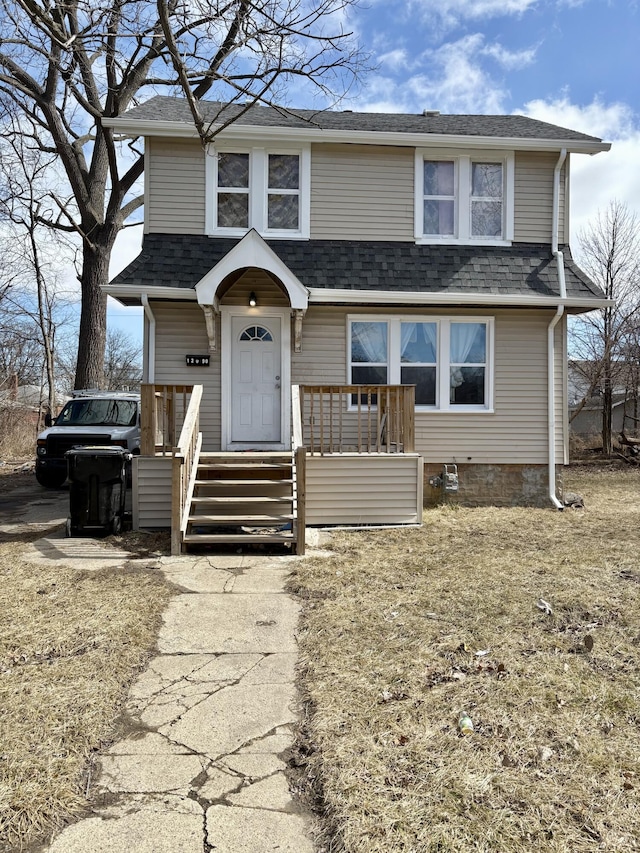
[248,291,257,307]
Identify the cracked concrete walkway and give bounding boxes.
[42,547,326,853]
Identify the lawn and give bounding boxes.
[290,465,640,852]
[0,517,173,852]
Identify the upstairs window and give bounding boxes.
[217,153,249,228]
[423,161,455,237]
[207,145,310,238]
[471,163,503,238]
[416,152,513,245]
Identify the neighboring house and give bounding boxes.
[103,98,610,551]
[569,361,639,441]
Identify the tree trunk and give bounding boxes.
[74,244,111,390]
[602,381,613,456]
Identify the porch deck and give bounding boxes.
[134,384,421,554]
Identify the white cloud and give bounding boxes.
[410,0,538,30]
[522,96,640,244]
[357,34,510,114]
[481,42,537,70]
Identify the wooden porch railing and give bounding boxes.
[171,384,203,555]
[140,384,195,456]
[296,385,415,455]
[291,385,306,556]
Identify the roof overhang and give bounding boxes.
[104,282,610,312]
[104,285,197,306]
[308,288,612,310]
[101,117,610,156]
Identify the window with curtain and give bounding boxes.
[449,322,487,405]
[349,317,492,410]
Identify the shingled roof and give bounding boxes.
[111,235,605,305]
[114,96,604,144]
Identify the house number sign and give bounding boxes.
[186,354,210,366]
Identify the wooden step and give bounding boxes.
[194,478,293,488]
[188,514,294,526]
[183,532,295,545]
[191,495,292,505]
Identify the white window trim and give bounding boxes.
[347,315,495,413]
[205,143,310,239]
[414,149,514,246]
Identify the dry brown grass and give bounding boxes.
[0,407,38,461]
[0,541,173,851]
[291,466,640,853]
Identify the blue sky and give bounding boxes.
[109,0,640,344]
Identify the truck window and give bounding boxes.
[56,399,138,427]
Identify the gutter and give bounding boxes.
[104,283,612,311]
[548,149,567,510]
[141,294,156,383]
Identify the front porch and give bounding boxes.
[133,383,422,555]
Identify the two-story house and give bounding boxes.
[103,98,610,552]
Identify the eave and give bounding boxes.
[101,117,610,155]
[103,283,611,311]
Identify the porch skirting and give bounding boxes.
[422,462,564,508]
[132,453,424,530]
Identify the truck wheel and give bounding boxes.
[35,468,67,489]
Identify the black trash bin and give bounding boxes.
[65,446,131,537]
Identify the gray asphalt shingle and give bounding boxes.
[111,235,604,302]
[117,96,603,143]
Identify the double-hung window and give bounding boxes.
[207,145,310,238]
[416,151,513,244]
[348,316,493,411]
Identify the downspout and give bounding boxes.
[141,294,156,384]
[548,149,567,510]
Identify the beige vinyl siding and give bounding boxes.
[132,455,172,528]
[305,454,423,524]
[514,151,564,244]
[310,143,414,241]
[151,301,221,449]
[146,138,206,234]
[293,306,563,464]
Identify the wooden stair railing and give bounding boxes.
[171,384,203,555]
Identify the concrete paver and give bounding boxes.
[25,522,323,853]
[2,477,323,853]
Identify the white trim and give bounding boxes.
[415,150,514,245]
[195,229,309,310]
[143,144,150,235]
[104,285,198,301]
[205,142,310,238]
[308,287,611,309]
[221,306,291,451]
[347,314,495,413]
[103,282,611,311]
[102,116,610,155]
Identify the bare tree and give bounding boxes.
[0,0,366,389]
[103,328,142,391]
[0,130,76,415]
[571,200,640,454]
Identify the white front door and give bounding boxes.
[230,315,282,444]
